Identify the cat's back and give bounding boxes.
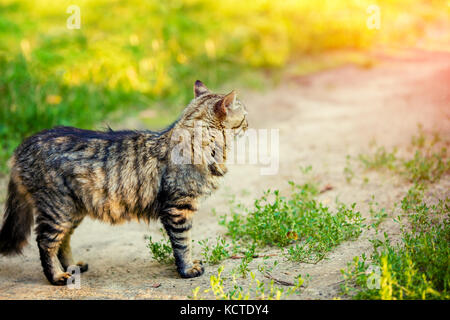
[17,126,138,151]
[11,126,164,220]
[14,126,136,167]
[12,126,162,188]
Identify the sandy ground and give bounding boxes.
[0,48,449,300]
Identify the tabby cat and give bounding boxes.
[0,80,248,285]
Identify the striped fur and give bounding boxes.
[0,81,248,285]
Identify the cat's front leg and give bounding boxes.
[161,205,204,278]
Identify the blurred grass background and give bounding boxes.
[0,0,448,173]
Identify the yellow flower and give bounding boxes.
[46,95,62,105]
[129,34,140,46]
[176,53,188,64]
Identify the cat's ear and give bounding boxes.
[214,90,237,118]
[194,80,210,98]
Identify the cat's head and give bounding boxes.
[180,80,248,135]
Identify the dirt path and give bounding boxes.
[0,48,449,299]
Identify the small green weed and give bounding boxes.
[358,146,398,171]
[146,232,174,264]
[220,177,365,264]
[342,127,449,300]
[358,125,449,185]
[403,148,449,184]
[368,195,388,230]
[233,243,257,278]
[344,155,355,183]
[198,236,231,265]
[341,193,449,300]
[191,265,304,300]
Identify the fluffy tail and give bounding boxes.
[0,178,33,255]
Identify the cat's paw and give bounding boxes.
[51,272,72,286]
[76,261,89,273]
[178,260,204,278]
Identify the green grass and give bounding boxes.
[1,0,448,173]
[220,178,365,264]
[0,55,148,172]
[341,191,449,300]
[358,146,398,171]
[368,195,389,230]
[191,265,304,300]
[146,232,174,264]
[341,128,449,300]
[232,243,257,278]
[344,155,355,184]
[403,148,449,184]
[198,236,231,265]
[358,145,449,184]
[357,128,449,184]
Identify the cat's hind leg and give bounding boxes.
[35,209,76,286]
[57,218,88,273]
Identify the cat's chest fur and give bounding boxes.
[161,162,225,198]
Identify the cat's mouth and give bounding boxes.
[233,117,248,138]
